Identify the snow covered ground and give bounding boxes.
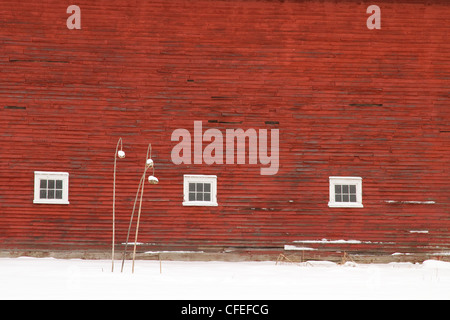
[1,257,450,300]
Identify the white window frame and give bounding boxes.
[328,176,363,208]
[183,175,218,206]
[33,171,70,204]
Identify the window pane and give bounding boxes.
[48,180,55,189]
[204,183,211,192]
[56,180,63,189]
[196,192,203,201]
[55,190,63,199]
[335,185,341,194]
[40,179,47,188]
[350,194,357,202]
[342,194,349,202]
[335,194,342,202]
[48,190,55,199]
[197,183,203,192]
[342,185,349,194]
[189,183,195,192]
[189,192,196,201]
[204,193,211,201]
[40,190,47,199]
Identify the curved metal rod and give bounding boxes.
[120,168,148,272]
[132,144,153,273]
[121,144,154,273]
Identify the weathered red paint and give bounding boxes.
[0,0,449,257]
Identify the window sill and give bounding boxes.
[183,201,218,207]
[328,202,363,208]
[33,200,70,205]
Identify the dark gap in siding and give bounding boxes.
[208,119,243,124]
[9,58,69,63]
[211,96,235,100]
[4,106,26,110]
[349,103,383,107]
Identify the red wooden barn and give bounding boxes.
[0,0,449,261]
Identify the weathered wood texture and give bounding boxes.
[0,0,449,256]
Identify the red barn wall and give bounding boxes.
[0,0,449,258]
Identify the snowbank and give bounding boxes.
[1,257,450,299]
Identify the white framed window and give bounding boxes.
[183,175,218,206]
[33,171,69,204]
[328,176,363,208]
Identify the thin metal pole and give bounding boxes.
[112,137,123,272]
